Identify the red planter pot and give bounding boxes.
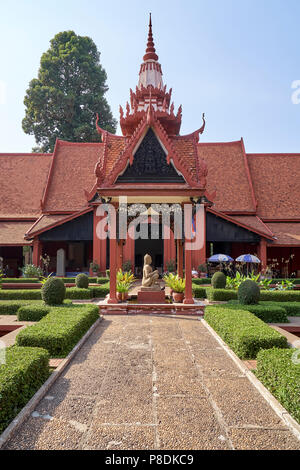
[172,292,184,303]
[117,292,129,302]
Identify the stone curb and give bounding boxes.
[201,319,300,442]
[0,317,103,450]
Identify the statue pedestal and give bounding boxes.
[138,287,166,304]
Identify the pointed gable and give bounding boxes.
[116,128,185,183]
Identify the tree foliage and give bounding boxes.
[23,31,117,152]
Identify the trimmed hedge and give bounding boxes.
[204,306,288,359]
[261,301,300,317]
[17,305,51,322]
[65,288,92,299]
[16,304,99,357]
[97,277,110,285]
[207,288,237,301]
[0,346,50,434]
[192,278,212,285]
[256,348,300,424]
[259,290,300,302]
[0,289,42,300]
[222,301,288,323]
[91,284,110,298]
[192,286,207,299]
[1,278,40,284]
[0,300,43,315]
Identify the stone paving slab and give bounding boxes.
[4,315,300,450]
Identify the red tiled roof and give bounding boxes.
[197,141,256,213]
[0,221,33,245]
[265,222,300,245]
[0,154,52,217]
[247,154,300,219]
[42,140,103,212]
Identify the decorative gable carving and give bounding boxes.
[116,128,185,183]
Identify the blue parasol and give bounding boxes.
[208,254,234,263]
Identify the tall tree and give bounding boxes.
[23,31,117,152]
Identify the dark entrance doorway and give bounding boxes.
[134,223,164,277]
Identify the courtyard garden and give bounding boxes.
[0,268,299,445]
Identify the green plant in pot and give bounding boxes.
[164,273,185,303]
[116,269,135,302]
[90,261,99,276]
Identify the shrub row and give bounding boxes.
[97,277,110,285]
[192,278,211,285]
[261,301,300,316]
[256,348,300,424]
[0,346,50,434]
[0,300,42,315]
[224,301,289,323]
[92,284,110,298]
[17,305,51,322]
[207,288,238,301]
[16,304,99,357]
[0,286,110,301]
[0,289,42,300]
[192,286,207,299]
[1,278,40,283]
[204,306,288,359]
[259,290,300,302]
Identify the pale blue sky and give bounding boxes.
[0,0,300,153]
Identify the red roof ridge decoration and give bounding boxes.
[143,13,158,62]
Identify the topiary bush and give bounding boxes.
[238,279,260,305]
[75,273,89,289]
[41,277,66,305]
[211,272,226,289]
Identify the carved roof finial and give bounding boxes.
[143,13,159,62]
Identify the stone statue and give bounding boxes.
[142,254,160,288]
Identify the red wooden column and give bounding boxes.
[117,241,124,272]
[183,206,194,304]
[32,238,43,267]
[107,203,118,304]
[191,204,207,269]
[259,238,267,273]
[123,226,135,272]
[183,241,194,304]
[93,207,107,275]
[177,239,183,278]
[164,227,176,270]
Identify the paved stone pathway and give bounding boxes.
[4,316,300,450]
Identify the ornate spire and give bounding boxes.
[143,13,159,62]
